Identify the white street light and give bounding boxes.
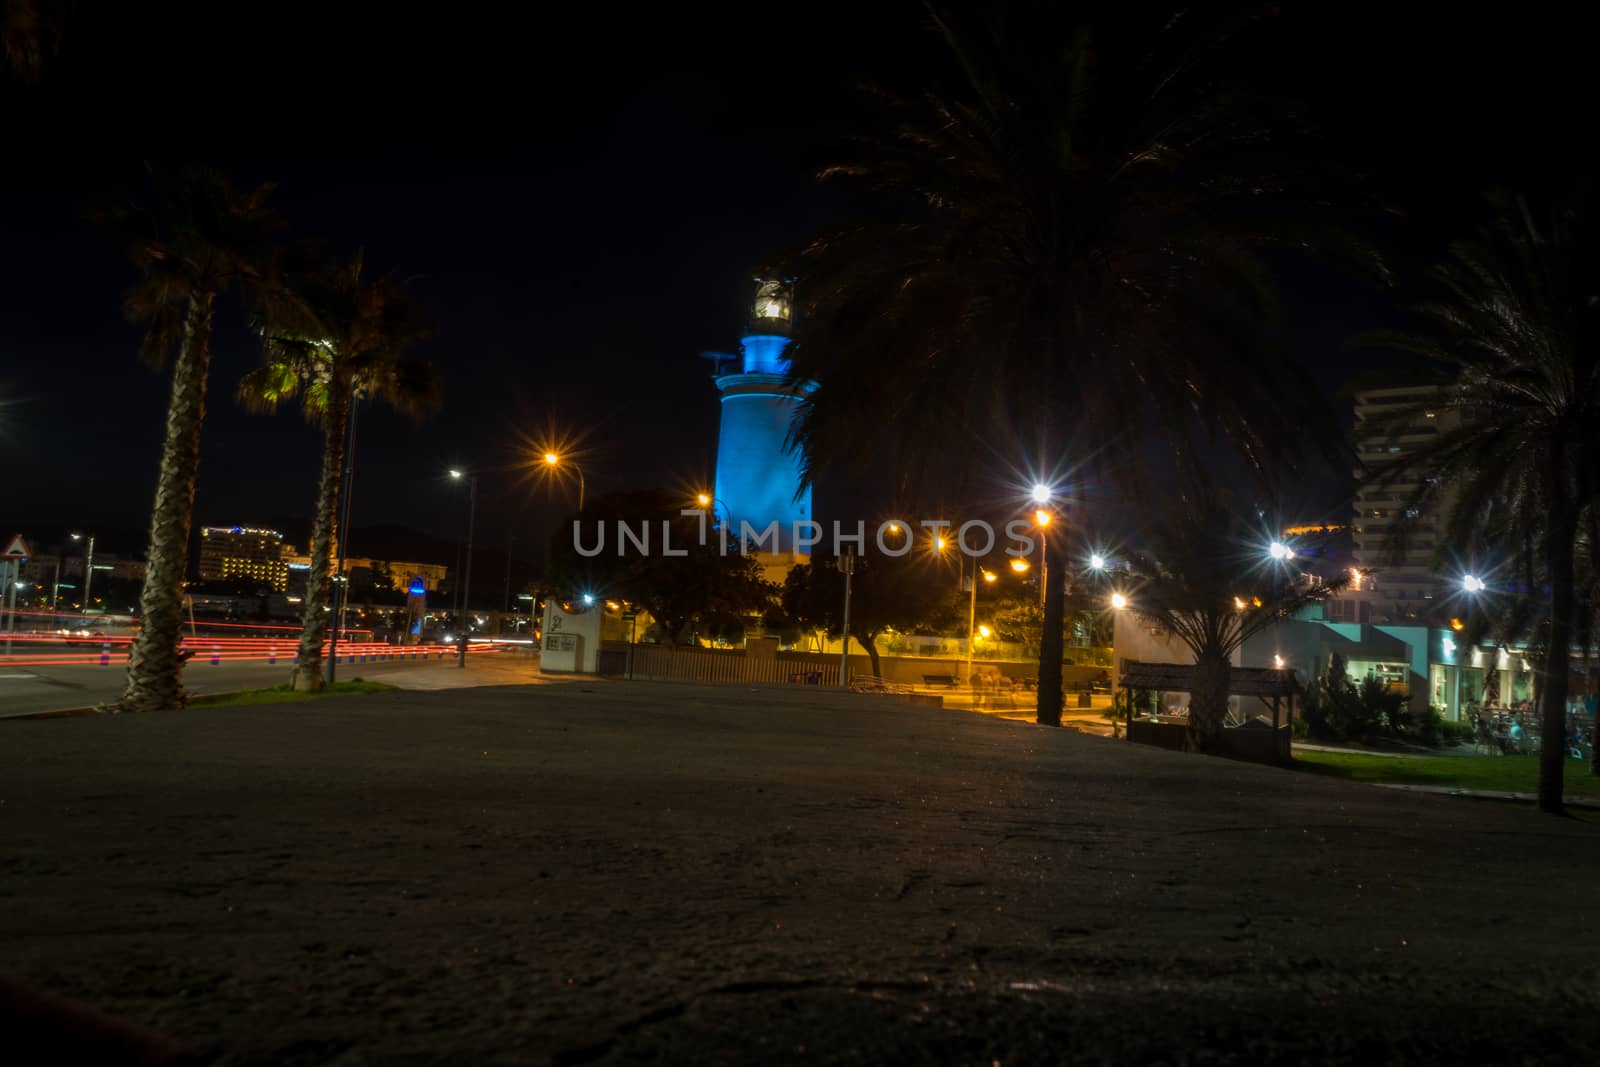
[1462,574,1486,594]
[1089,553,1106,571]
[1269,541,1293,561]
[1110,592,1128,610]
[1030,483,1052,505]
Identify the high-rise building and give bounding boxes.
[199,526,290,591]
[706,278,817,577]
[1350,385,1459,622]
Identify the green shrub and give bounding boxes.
[1291,717,1309,739]
[1301,674,1407,743]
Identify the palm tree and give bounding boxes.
[240,251,435,691]
[101,168,275,713]
[785,7,1360,727]
[1117,497,1349,751]
[2,0,62,80]
[1365,193,1598,813]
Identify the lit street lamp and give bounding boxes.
[450,468,478,667]
[1110,591,1129,611]
[72,532,96,612]
[1462,574,1486,594]
[543,451,585,513]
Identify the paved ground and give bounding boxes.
[4,679,1599,1064]
[0,649,541,717]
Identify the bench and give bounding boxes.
[922,674,959,688]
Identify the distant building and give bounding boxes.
[199,526,290,591]
[1349,385,1459,623]
[283,553,449,593]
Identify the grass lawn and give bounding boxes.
[190,679,398,708]
[1295,748,1600,801]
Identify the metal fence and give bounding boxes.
[610,644,842,687]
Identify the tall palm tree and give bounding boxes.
[1,0,62,80]
[786,6,1363,727]
[1118,497,1349,751]
[1366,193,1598,813]
[240,251,435,691]
[101,168,275,713]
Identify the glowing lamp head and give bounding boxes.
[977,624,992,638]
[543,452,559,466]
[1273,654,1286,669]
[581,593,594,606]
[1269,541,1291,561]
[448,468,464,479]
[1030,483,1052,505]
[887,523,901,535]
[1089,553,1106,571]
[1234,596,1247,611]
[1010,558,1030,573]
[1462,574,1486,594]
[1110,592,1128,610]
[934,537,947,552]
[696,493,711,507]
[1450,617,1465,632]
[1034,509,1052,528]
[982,570,997,583]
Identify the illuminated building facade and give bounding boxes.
[199,526,290,591]
[708,279,816,562]
[1350,386,1460,621]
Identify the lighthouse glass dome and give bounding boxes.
[752,279,791,323]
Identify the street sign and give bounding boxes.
[2,534,29,559]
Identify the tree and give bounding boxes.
[547,492,774,644]
[1120,497,1348,752]
[780,553,959,679]
[101,168,276,713]
[239,250,435,690]
[2,0,62,80]
[785,7,1361,728]
[1365,193,1599,812]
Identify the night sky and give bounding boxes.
[0,2,1587,565]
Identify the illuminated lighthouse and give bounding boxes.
[709,279,816,562]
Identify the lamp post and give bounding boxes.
[838,548,855,687]
[1268,539,1294,670]
[72,532,96,613]
[450,468,478,667]
[543,452,585,514]
[1031,486,1052,609]
[964,566,997,686]
[694,493,731,544]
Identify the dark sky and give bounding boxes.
[0,1,1588,561]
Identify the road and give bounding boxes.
[3,679,1598,1064]
[0,647,540,716]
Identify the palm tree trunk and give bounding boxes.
[113,294,214,713]
[1188,652,1232,753]
[1036,525,1064,726]
[1538,502,1578,814]
[292,381,351,691]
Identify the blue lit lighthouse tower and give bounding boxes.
[710,279,816,565]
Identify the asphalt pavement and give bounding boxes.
[4,678,1598,1064]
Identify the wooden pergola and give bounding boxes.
[1117,659,1300,739]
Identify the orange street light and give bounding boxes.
[1010,558,1031,573]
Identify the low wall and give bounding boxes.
[1126,719,1291,765]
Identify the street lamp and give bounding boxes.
[1088,553,1106,571]
[1462,574,1486,594]
[1110,591,1129,611]
[694,492,730,529]
[1009,558,1031,574]
[543,451,585,513]
[71,532,96,612]
[1031,483,1052,505]
[1269,540,1293,561]
[450,468,478,667]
